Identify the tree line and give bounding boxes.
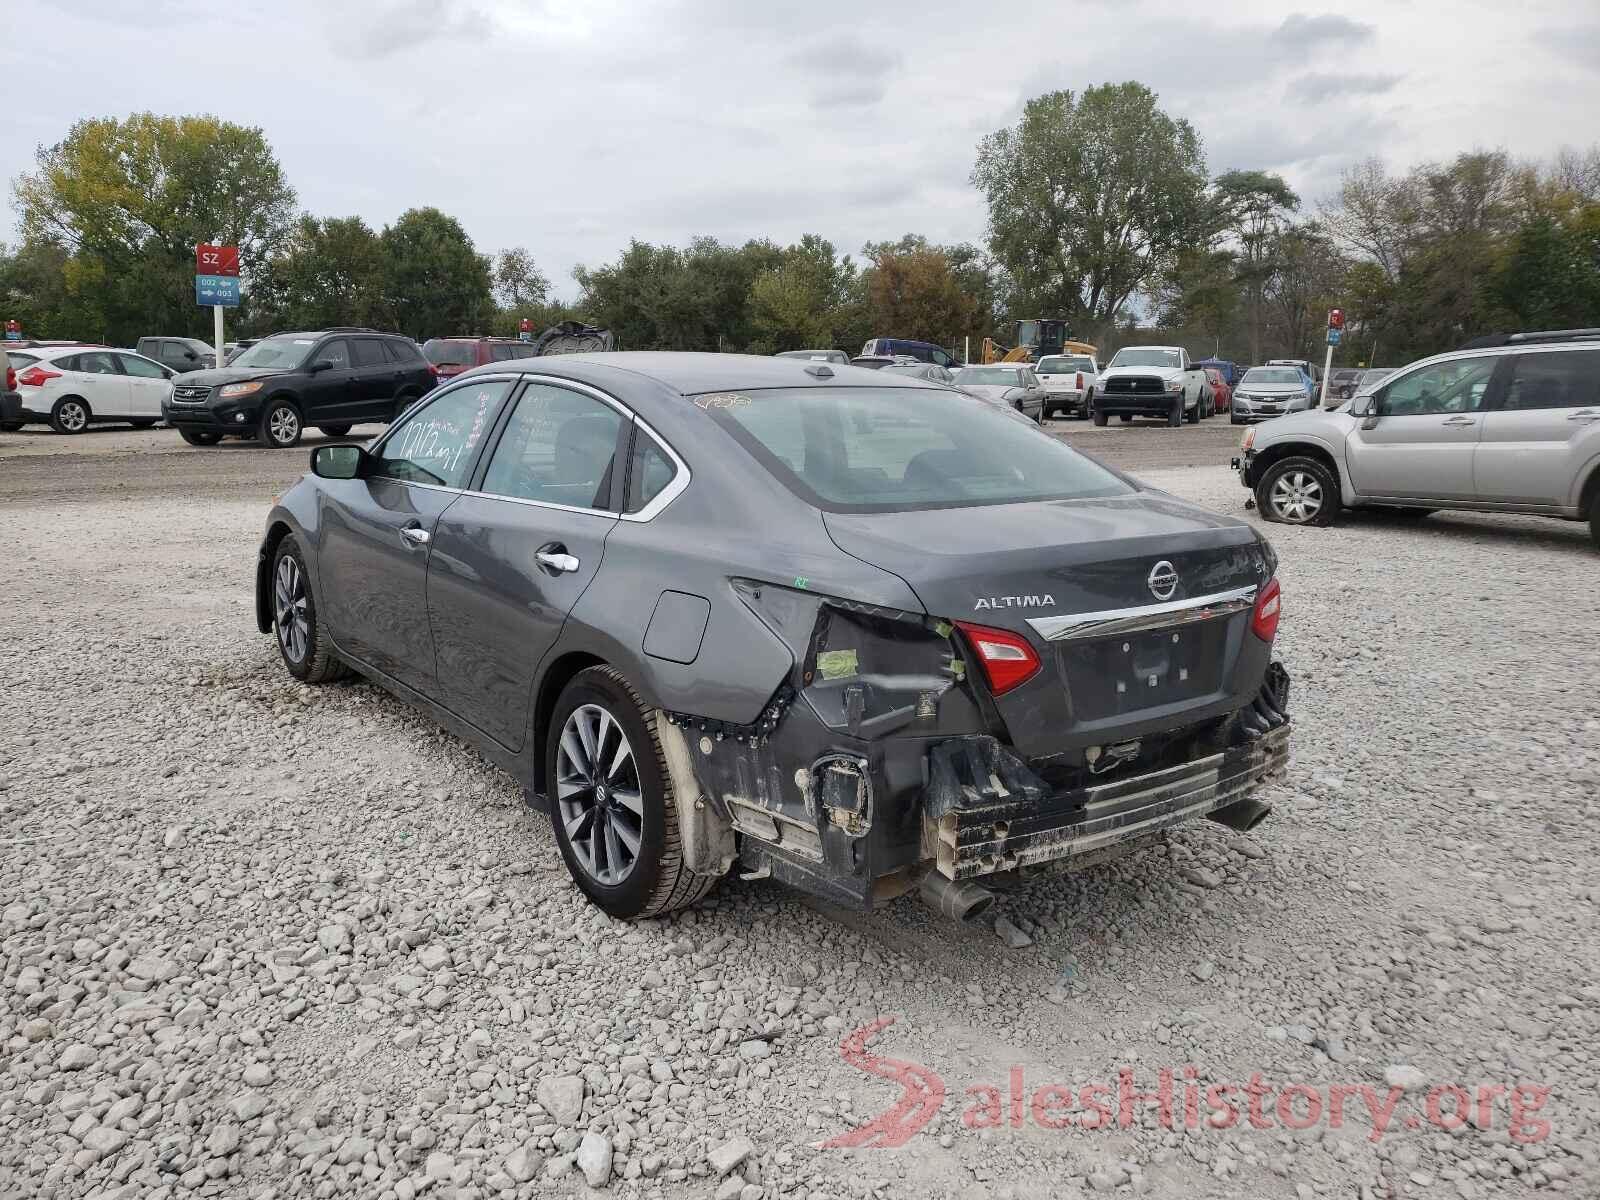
[5,95,1598,366]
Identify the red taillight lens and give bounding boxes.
[955,621,1041,696]
[17,366,61,387]
[5,366,14,391]
[1075,371,1083,390]
[1250,577,1281,642]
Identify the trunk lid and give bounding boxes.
[822,491,1274,757]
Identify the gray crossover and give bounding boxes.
[257,354,1292,920]
[1235,330,1600,545]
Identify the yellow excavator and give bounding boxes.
[981,318,1096,364]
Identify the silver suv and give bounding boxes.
[1232,329,1600,547]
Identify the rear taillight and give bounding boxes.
[954,621,1041,696]
[427,363,440,377]
[17,366,61,387]
[1075,371,1083,390]
[1250,577,1281,642]
[5,366,14,391]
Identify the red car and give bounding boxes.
[1204,368,1231,418]
[422,336,540,382]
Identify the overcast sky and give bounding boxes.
[4,0,1598,298]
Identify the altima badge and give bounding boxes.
[1147,561,1179,600]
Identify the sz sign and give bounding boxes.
[196,244,240,276]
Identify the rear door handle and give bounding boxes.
[400,525,430,547]
[536,546,580,574]
[1567,410,1600,422]
[1441,416,1477,426]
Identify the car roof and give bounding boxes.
[460,351,937,394]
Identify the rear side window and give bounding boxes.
[480,384,624,511]
[350,339,386,368]
[701,386,1131,513]
[1501,350,1600,411]
[625,429,678,514]
[374,380,512,487]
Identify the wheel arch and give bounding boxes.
[529,650,608,795]
[1250,439,1344,496]
[1575,454,1600,517]
[255,520,297,633]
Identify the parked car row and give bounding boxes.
[4,345,176,432]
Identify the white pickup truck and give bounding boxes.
[1035,352,1098,420]
[1093,345,1207,427]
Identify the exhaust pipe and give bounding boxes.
[1208,797,1273,833]
[919,871,995,922]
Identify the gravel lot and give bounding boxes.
[3,425,1598,1200]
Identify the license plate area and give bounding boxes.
[1058,622,1226,721]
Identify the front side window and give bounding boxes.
[1378,358,1496,417]
[316,339,352,370]
[1500,350,1600,412]
[71,351,120,375]
[373,380,512,487]
[117,354,167,379]
[480,384,623,510]
[701,386,1132,513]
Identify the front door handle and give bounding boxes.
[536,546,580,574]
[1441,416,1476,426]
[400,525,430,547]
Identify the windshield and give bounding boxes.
[952,368,1019,387]
[1109,348,1181,369]
[1355,368,1395,393]
[1240,368,1305,387]
[882,364,931,377]
[423,339,477,367]
[230,337,314,370]
[698,386,1131,513]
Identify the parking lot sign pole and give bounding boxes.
[196,243,241,363]
[1320,309,1344,408]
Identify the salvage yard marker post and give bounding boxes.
[196,243,241,364]
[1320,308,1344,408]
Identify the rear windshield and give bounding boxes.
[1240,368,1304,386]
[423,339,478,367]
[697,386,1132,514]
[1038,356,1093,373]
[952,367,1019,386]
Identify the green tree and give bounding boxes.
[379,207,494,340]
[1213,170,1299,363]
[493,246,550,310]
[747,235,861,353]
[859,239,977,349]
[1490,206,1600,331]
[972,83,1209,341]
[1263,226,1348,361]
[252,216,384,333]
[12,113,295,344]
[1154,248,1241,356]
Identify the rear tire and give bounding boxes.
[546,666,720,920]
[258,400,303,448]
[1092,408,1108,427]
[1119,414,1132,423]
[318,424,353,438]
[50,396,90,434]
[391,395,418,423]
[1255,456,1341,527]
[270,534,350,683]
[1184,398,1199,424]
[0,422,21,433]
[179,429,222,446]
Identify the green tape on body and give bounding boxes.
[816,649,859,680]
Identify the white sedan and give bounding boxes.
[10,346,175,433]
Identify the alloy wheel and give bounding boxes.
[555,703,644,885]
[1270,470,1323,523]
[274,554,310,663]
[268,406,300,446]
[59,401,88,432]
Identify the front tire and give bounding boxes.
[179,429,222,446]
[1255,456,1341,527]
[1092,408,1108,427]
[1589,491,1600,550]
[1168,398,1183,428]
[258,400,303,448]
[51,397,90,434]
[546,666,719,920]
[271,535,349,683]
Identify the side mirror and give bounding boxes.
[308,359,335,373]
[184,349,198,360]
[310,444,365,479]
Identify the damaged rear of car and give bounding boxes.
[257,353,1289,923]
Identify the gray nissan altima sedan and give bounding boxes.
[256,353,1291,921]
